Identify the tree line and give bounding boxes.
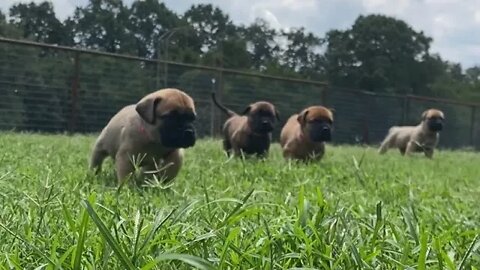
[0,0,478,102]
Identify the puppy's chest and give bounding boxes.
[301,142,324,155]
[138,142,169,157]
[414,134,438,150]
[242,135,271,154]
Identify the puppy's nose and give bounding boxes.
[262,120,273,126]
[183,129,195,137]
[261,121,273,131]
[182,129,196,147]
[320,127,332,141]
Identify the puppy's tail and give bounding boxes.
[211,92,236,117]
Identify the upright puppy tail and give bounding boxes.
[211,92,236,117]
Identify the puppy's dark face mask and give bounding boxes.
[158,111,196,148]
[244,106,279,134]
[136,96,197,148]
[307,119,333,142]
[298,108,334,143]
[426,116,444,132]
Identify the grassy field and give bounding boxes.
[0,132,479,269]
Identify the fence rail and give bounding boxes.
[0,37,479,150]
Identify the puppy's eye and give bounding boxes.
[183,113,196,122]
[159,113,172,120]
[258,110,274,118]
[309,118,332,125]
[429,117,443,121]
[160,111,195,122]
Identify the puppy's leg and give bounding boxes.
[378,129,396,154]
[314,144,325,161]
[230,131,245,157]
[139,151,182,183]
[399,147,406,155]
[424,148,434,159]
[405,141,417,156]
[378,135,392,154]
[255,145,269,159]
[282,150,293,159]
[159,149,184,182]
[223,138,232,157]
[257,150,269,159]
[115,151,135,184]
[232,145,244,157]
[90,141,108,174]
[282,142,295,160]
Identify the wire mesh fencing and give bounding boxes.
[0,37,478,150]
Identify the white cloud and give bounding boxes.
[0,0,81,19]
[361,0,410,14]
[251,8,282,30]
[1,0,479,67]
[475,10,480,23]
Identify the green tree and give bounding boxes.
[184,4,235,51]
[281,27,324,79]
[244,18,280,71]
[9,1,71,44]
[465,66,480,84]
[127,0,180,58]
[68,0,134,53]
[324,14,435,94]
[464,66,480,101]
[429,62,480,101]
[0,10,22,38]
[183,4,249,68]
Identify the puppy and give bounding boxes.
[378,108,444,158]
[211,93,279,157]
[280,106,334,161]
[90,88,196,184]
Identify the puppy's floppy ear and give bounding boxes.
[421,110,428,121]
[275,109,280,121]
[326,107,335,122]
[241,105,252,115]
[136,97,161,124]
[297,110,308,125]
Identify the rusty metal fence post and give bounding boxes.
[362,93,371,144]
[69,51,80,133]
[470,106,476,147]
[321,85,329,106]
[402,95,410,125]
[164,61,169,87]
[212,70,224,137]
[155,57,161,89]
[210,78,216,137]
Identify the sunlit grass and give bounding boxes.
[0,132,479,269]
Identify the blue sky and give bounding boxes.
[1,0,479,68]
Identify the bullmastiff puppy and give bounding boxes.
[90,88,196,184]
[378,108,444,158]
[280,106,334,161]
[211,93,279,157]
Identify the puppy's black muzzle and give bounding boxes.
[428,119,443,132]
[161,126,196,148]
[258,121,274,133]
[310,124,332,142]
[181,128,196,147]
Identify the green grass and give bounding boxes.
[0,132,479,269]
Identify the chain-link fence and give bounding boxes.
[0,37,478,150]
